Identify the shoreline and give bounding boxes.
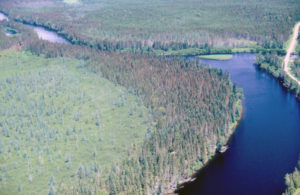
[1,10,285,57]
[4,10,298,194]
[171,98,243,194]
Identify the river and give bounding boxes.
[1,11,300,195]
[179,54,300,194]
[0,12,69,44]
[0,12,8,21]
[24,25,70,44]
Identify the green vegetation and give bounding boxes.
[0,0,299,53]
[63,0,80,4]
[256,22,300,99]
[198,54,233,61]
[153,47,233,56]
[5,0,299,193]
[88,50,242,194]
[232,47,255,53]
[296,34,300,54]
[256,53,300,98]
[291,34,300,80]
[256,53,283,78]
[0,26,243,193]
[285,158,300,195]
[0,49,149,194]
[292,58,300,79]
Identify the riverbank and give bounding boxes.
[1,12,246,194]
[2,9,298,195]
[284,157,300,195]
[198,54,233,60]
[178,53,300,194]
[0,24,244,194]
[1,10,286,58]
[174,97,243,193]
[255,22,300,99]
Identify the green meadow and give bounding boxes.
[0,50,149,194]
[198,54,233,60]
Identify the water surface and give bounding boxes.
[0,12,69,44]
[27,25,70,44]
[0,12,8,21]
[180,54,300,195]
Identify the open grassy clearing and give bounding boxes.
[284,23,300,53]
[198,54,233,60]
[63,0,80,4]
[0,49,149,194]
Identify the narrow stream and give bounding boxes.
[179,54,300,194]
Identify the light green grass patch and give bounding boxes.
[63,0,80,5]
[232,47,254,53]
[198,54,233,60]
[0,49,149,194]
[284,22,300,52]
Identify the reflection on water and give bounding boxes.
[0,12,8,21]
[0,12,69,44]
[30,26,70,44]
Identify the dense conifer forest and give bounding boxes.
[0,0,299,194]
[0,0,299,53]
[285,158,300,195]
[292,58,300,79]
[255,28,300,98]
[0,15,242,194]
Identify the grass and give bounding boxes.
[283,22,300,53]
[198,54,233,60]
[230,98,242,130]
[153,46,258,56]
[153,48,206,56]
[63,0,80,5]
[231,47,254,53]
[0,49,149,194]
[153,47,231,56]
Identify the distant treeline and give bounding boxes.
[0,0,299,54]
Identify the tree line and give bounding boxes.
[0,26,242,194]
[285,157,300,195]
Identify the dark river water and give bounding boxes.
[180,54,300,195]
[2,11,300,194]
